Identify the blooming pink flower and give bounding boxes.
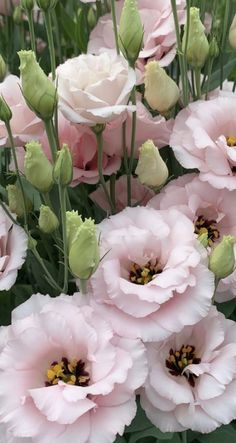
[170,96,236,190]
[140,307,236,433]
[56,51,136,125]
[90,206,214,342]
[0,206,27,290]
[148,173,236,302]
[0,293,147,443]
[90,175,154,214]
[0,75,43,147]
[88,0,186,74]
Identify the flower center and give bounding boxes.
[45,357,90,387]
[194,215,219,246]
[165,345,201,387]
[226,136,236,147]
[129,260,162,285]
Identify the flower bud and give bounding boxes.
[229,14,236,51]
[135,140,168,189]
[118,0,143,66]
[7,184,32,218]
[68,218,100,280]
[21,0,35,12]
[38,205,59,234]
[66,210,83,250]
[53,144,73,187]
[0,96,12,123]
[209,235,235,279]
[144,61,180,113]
[24,141,53,193]
[13,6,23,25]
[18,50,57,120]
[36,0,57,10]
[0,56,7,83]
[182,7,209,68]
[209,37,219,59]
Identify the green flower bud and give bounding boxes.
[0,95,12,123]
[18,50,57,120]
[182,7,209,68]
[209,235,235,279]
[209,37,219,59]
[21,0,35,12]
[229,14,236,51]
[36,0,57,11]
[144,61,180,113]
[135,139,168,189]
[53,144,73,187]
[13,6,23,25]
[0,55,7,83]
[38,205,59,234]
[69,218,100,280]
[118,0,143,66]
[28,234,37,250]
[66,210,83,250]
[7,184,32,218]
[24,141,53,193]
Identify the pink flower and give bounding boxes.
[0,0,19,15]
[88,0,186,73]
[148,173,236,302]
[90,175,155,214]
[140,307,236,433]
[56,51,136,125]
[90,206,214,342]
[0,206,27,290]
[170,96,236,190]
[0,293,147,443]
[0,75,43,147]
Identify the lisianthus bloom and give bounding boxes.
[148,173,236,302]
[88,0,186,73]
[90,175,154,214]
[0,206,27,290]
[170,96,236,190]
[90,206,214,342]
[140,307,236,433]
[56,51,136,125]
[0,293,147,443]
[0,75,43,147]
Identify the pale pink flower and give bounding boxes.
[0,0,19,15]
[148,173,236,302]
[90,175,154,214]
[90,206,214,342]
[88,0,186,74]
[0,206,27,290]
[170,96,236,190]
[0,293,147,443]
[56,51,136,126]
[0,75,43,147]
[140,307,236,433]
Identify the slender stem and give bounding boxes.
[5,122,28,227]
[96,0,102,19]
[95,130,115,214]
[109,173,116,213]
[43,10,56,80]
[44,118,58,161]
[127,87,137,206]
[28,9,36,53]
[205,58,214,99]
[79,279,88,295]
[181,431,188,443]
[110,0,120,55]
[220,0,230,89]
[58,185,68,293]
[31,246,63,292]
[194,68,201,99]
[0,198,20,225]
[52,9,62,64]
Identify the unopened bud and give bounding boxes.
[7,184,32,218]
[68,218,100,280]
[229,14,236,51]
[18,50,57,120]
[182,7,209,68]
[0,96,12,123]
[209,37,219,59]
[39,205,59,234]
[135,140,168,189]
[21,0,35,12]
[66,210,83,250]
[53,144,73,186]
[0,56,7,83]
[28,234,37,250]
[36,0,57,11]
[13,6,23,25]
[24,141,53,193]
[144,61,179,114]
[209,235,235,279]
[118,0,143,66]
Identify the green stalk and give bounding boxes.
[28,9,36,53]
[94,129,115,214]
[80,279,88,295]
[127,87,136,206]
[44,118,58,161]
[205,58,214,99]
[31,246,63,292]
[111,0,120,55]
[43,10,56,80]
[220,0,230,89]
[58,185,68,293]
[194,68,201,99]
[52,9,62,64]
[181,431,188,443]
[109,173,116,213]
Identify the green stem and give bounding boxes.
[127,87,137,206]
[205,58,214,99]
[52,9,62,64]
[43,10,56,80]
[96,0,102,19]
[79,279,88,295]
[31,246,63,292]
[58,185,68,293]
[109,173,116,213]
[0,198,20,225]
[44,118,58,162]
[95,130,115,214]
[28,9,36,53]
[5,122,28,227]
[111,0,120,55]
[194,68,201,99]
[181,431,188,443]
[220,0,230,89]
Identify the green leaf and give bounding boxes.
[115,437,126,443]
[12,284,33,308]
[216,298,236,318]
[125,400,154,434]
[128,427,174,443]
[75,8,89,53]
[0,290,14,325]
[202,53,236,93]
[191,424,236,443]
